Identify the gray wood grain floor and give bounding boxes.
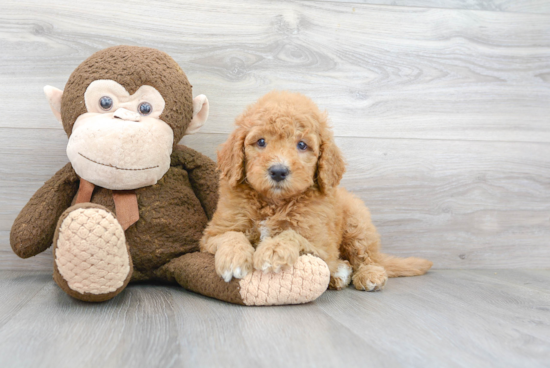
[0,269,548,368]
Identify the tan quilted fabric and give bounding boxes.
[55,208,130,295]
[239,254,330,306]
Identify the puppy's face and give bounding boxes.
[243,120,320,199]
[217,91,345,199]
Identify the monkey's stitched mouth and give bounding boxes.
[78,152,159,171]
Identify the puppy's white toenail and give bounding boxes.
[222,270,233,282]
[365,281,376,291]
[234,267,243,278]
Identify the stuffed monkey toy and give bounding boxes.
[10,46,329,305]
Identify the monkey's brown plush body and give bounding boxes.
[10,46,329,305]
[12,148,222,300]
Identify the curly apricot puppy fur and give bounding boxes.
[200,91,432,291]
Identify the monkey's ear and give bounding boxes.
[186,94,209,135]
[44,85,63,124]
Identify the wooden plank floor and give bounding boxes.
[0,269,548,368]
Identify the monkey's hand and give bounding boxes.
[171,145,219,220]
[10,163,79,258]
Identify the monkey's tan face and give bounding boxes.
[66,80,173,190]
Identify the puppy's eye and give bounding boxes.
[99,96,113,111]
[297,141,308,151]
[257,138,266,148]
[138,102,152,116]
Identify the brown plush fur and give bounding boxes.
[12,46,311,305]
[11,46,219,281]
[156,252,245,305]
[61,46,193,144]
[201,91,433,291]
[10,163,79,259]
[11,145,219,280]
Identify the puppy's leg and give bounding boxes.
[253,229,314,273]
[339,191,388,291]
[342,233,388,292]
[343,233,388,291]
[327,259,352,290]
[203,231,255,282]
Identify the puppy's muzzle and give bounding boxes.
[268,165,290,183]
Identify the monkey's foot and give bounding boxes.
[239,254,330,305]
[53,203,133,302]
[159,253,330,306]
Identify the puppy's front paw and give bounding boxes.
[253,237,300,273]
[352,264,388,291]
[215,243,254,282]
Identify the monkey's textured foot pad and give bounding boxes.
[158,253,330,306]
[239,254,330,306]
[53,204,132,302]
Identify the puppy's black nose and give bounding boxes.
[268,165,289,182]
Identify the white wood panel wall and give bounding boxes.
[313,0,550,14]
[1,0,549,270]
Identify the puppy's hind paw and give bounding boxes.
[329,260,352,290]
[352,264,388,291]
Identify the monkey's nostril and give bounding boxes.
[113,108,141,122]
[268,165,290,183]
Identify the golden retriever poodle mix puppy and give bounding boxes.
[200,91,432,291]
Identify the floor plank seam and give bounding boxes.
[461,270,550,295]
[0,276,50,331]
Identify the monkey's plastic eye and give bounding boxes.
[297,141,308,151]
[99,96,113,111]
[257,138,266,148]
[139,102,152,116]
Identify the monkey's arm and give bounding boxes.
[171,144,219,220]
[10,163,79,258]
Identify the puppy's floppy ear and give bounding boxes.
[217,127,247,187]
[316,128,345,192]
